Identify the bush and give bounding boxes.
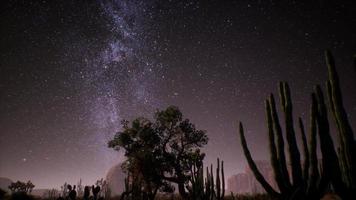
[10,192,35,200]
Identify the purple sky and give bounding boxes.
[1,0,356,189]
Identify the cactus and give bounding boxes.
[238,51,355,200]
[215,158,225,200]
[314,86,346,195]
[67,185,77,200]
[298,117,309,183]
[269,94,291,190]
[83,186,90,200]
[189,158,225,200]
[239,122,280,198]
[279,82,303,187]
[266,99,288,194]
[325,50,356,190]
[92,185,100,200]
[306,94,319,198]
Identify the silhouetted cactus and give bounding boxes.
[239,122,280,198]
[325,50,356,190]
[307,94,319,197]
[238,51,355,200]
[298,117,309,183]
[215,158,225,200]
[92,185,100,200]
[67,185,76,200]
[83,186,90,200]
[189,158,225,200]
[279,82,303,187]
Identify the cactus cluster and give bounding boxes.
[189,158,225,200]
[58,179,108,200]
[238,51,355,200]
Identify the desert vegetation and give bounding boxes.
[239,51,355,200]
[1,51,354,200]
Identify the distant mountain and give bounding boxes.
[227,160,277,194]
[105,163,126,196]
[31,189,50,197]
[0,177,12,192]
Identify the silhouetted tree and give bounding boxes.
[8,180,34,194]
[108,106,208,199]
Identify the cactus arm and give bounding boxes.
[307,94,319,197]
[298,118,310,183]
[279,82,303,186]
[216,159,221,199]
[269,94,291,188]
[238,122,280,197]
[266,100,289,194]
[210,164,214,200]
[325,50,355,188]
[221,160,225,198]
[315,85,346,197]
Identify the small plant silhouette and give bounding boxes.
[83,186,90,200]
[92,185,100,200]
[67,184,77,200]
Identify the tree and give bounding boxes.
[109,117,168,200]
[108,106,208,199]
[154,106,208,198]
[8,180,35,194]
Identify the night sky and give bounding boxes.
[1,0,356,189]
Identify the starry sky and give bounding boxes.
[1,0,356,189]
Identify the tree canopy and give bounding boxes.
[108,106,208,199]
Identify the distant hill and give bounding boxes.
[31,189,59,197]
[0,177,12,192]
[105,163,125,196]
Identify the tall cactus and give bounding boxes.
[266,99,289,194]
[306,93,319,198]
[269,94,291,190]
[215,158,225,200]
[238,51,355,200]
[279,82,303,187]
[314,85,346,195]
[298,117,309,182]
[325,50,356,189]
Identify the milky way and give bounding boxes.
[78,0,162,170]
[1,0,356,189]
